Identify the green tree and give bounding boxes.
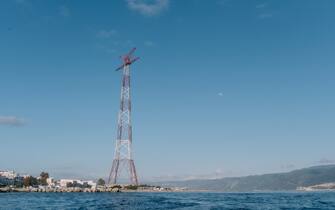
[23,177,30,187]
[97,178,105,186]
[82,182,91,188]
[66,182,74,188]
[40,172,49,179]
[124,185,138,190]
[14,178,23,188]
[112,185,122,189]
[39,172,49,186]
[23,176,38,187]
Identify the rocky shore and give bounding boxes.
[1,187,104,193]
[0,186,180,193]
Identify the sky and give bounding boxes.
[1,0,335,182]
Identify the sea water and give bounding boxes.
[1,192,335,209]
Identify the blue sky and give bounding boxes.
[1,0,335,181]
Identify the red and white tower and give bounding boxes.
[108,48,139,185]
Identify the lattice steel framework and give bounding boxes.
[108,49,139,185]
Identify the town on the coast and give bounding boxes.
[0,170,184,193]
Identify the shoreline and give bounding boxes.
[2,187,335,193]
[0,187,192,193]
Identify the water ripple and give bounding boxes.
[0,192,335,210]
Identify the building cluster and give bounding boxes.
[1,170,185,193]
[297,182,335,191]
[0,170,24,186]
[58,179,97,189]
[0,170,97,191]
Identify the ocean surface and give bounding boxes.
[1,192,335,209]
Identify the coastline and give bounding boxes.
[2,187,335,193]
[0,187,193,193]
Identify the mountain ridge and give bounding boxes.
[158,165,335,192]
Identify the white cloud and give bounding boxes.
[97,29,117,38]
[144,40,155,47]
[256,3,267,9]
[258,13,273,19]
[59,5,70,17]
[0,116,26,126]
[126,0,169,16]
[256,2,273,19]
[95,44,118,54]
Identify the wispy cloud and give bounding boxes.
[258,13,273,19]
[95,29,133,54]
[0,116,26,126]
[97,29,117,39]
[144,40,155,47]
[256,3,267,9]
[95,44,117,54]
[126,0,169,16]
[256,2,273,19]
[59,5,70,17]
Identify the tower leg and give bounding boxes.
[108,159,119,185]
[129,160,138,185]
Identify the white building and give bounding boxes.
[86,180,97,189]
[59,179,96,189]
[0,176,11,186]
[0,170,17,179]
[0,170,23,186]
[60,179,75,187]
[47,177,55,186]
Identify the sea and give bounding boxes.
[1,192,335,209]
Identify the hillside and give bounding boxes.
[161,165,335,192]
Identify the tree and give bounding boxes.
[23,176,38,187]
[39,172,49,186]
[14,177,23,188]
[124,185,138,190]
[40,172,49,179]
[66,182,74,188]
[97,178,105,186]
[23,177,30,187]
[111,185,122,190]
[82,182,91,189]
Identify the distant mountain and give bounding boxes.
[159,165,335,192]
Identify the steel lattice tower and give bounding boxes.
[108,48,139,185]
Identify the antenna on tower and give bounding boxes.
[115,47,140,71]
